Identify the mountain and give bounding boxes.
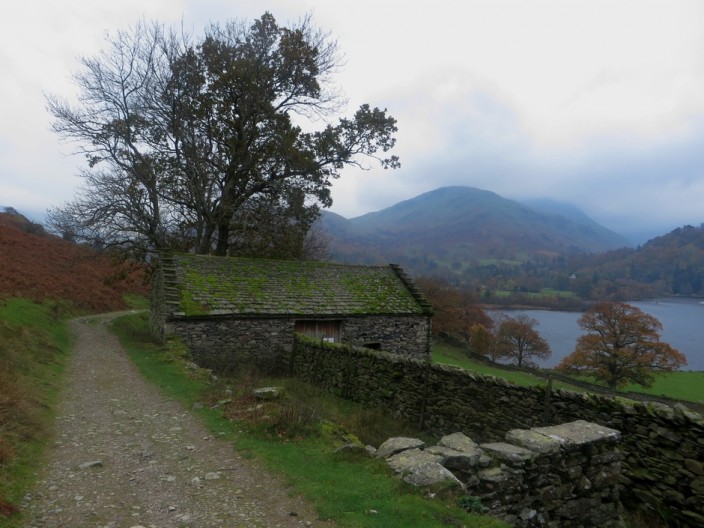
[321,186,630,277]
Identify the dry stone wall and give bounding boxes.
[375,422,624,528]
[484,421,624,528]
[289,336,704,527]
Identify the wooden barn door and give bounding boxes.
[294,320,342,343]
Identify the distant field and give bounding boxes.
[476,258,523,267]
[493,288,576,299]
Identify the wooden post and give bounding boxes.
[542,374,553,425]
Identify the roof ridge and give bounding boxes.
[172,252,390,269]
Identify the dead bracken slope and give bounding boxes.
[0,213,145,312]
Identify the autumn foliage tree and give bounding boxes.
[557,302,687,391]
[415,277,493,351]
[495,314,551,367]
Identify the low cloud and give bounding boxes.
[332,80,704,244]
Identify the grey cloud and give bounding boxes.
[374,83,704,244]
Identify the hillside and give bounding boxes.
[565,224,704,298]
[0,210,146,312]
[322,186,630,277]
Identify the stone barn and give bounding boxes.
[151,253,433,373]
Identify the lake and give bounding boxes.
[493,297,704,371]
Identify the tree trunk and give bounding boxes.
[214,223,230,256]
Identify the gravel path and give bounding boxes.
[22,313,331,528]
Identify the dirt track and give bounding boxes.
[22,313,330,528]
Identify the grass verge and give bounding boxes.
[111,312,508,528]
[0,298,73,524]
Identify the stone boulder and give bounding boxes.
[401,461,463,488]
[385,448,462,488]
[375,437,425,459]
[429,433,492,470]
[387,448,442,472]
[437,432,478,452]
[252,387,283,400]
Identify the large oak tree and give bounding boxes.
[47,13,398,259]
[557,302,686,391]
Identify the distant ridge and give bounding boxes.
[321,186,630,276]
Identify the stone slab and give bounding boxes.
[480,442,535,462]
[530,420,621,448]
[505,428,562,455]
[387,448,442,473]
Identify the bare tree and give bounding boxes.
[47,13,399,259]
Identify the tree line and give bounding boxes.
[394,225,704,304]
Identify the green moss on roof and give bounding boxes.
[165,253,430,317]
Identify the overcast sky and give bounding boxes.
[1,0,702,243]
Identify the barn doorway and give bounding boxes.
[294,320,342,343]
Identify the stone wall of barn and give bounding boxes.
[169,317,296,375]
[164,313,430,374]
[342,314,430,357]
[288,335,704,527]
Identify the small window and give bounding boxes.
[364,342,382,350]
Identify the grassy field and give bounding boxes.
[433,341,704,403]
[112,312,508,528]
[431,342,588,393]
[618,371,704,403]
[0,298,73,522]
[432,342,544,386]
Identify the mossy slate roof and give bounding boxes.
[163,253,432,317]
